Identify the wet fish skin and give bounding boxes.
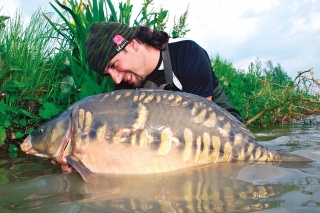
[20,89,311,179]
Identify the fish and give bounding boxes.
[20,89,311,182]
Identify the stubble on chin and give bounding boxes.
[132,74,145,88]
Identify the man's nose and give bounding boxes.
[108,70,122,84]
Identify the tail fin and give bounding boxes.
[280,153,312,162]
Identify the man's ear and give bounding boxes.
[129,38,140,52]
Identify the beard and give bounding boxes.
[131,73,145,88]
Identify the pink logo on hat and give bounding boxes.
[113,34,126,45]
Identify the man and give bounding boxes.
[85,22,243,122]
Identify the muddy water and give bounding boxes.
[0,125,319,213]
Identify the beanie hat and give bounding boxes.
[85,22,141,75]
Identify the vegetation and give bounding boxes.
[213,56,320,126]
[0,0,319,151]
[0,9,68,148]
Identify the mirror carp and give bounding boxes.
[20,89,311,182]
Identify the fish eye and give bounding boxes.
[39,129,44,133]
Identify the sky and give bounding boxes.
[1,0,319,80]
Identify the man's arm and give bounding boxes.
[206,96,212,101]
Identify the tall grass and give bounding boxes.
[0,9,67,146]
[0,9,66,99]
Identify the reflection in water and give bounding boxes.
[0,125,320,213]
[0,162,315,213]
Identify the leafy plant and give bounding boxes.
[171,3,190,38]
[39,102,61,119]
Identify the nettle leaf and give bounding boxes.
[39,108,53,119]
[8,144,18,153]
[4,118,11,128]
[60,75,76,93]
[43,102,57,110]
[78,82,95,100]
[42,102,60,117]
[14,132,25,139]
[0,102,9,111]
[27,128,34,135]
[8,93,19,103]
[0,115,11,128]
[13,80,28,89]
[2,82,18,92]
[19,119,27,127]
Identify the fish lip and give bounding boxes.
[20,136,35,154]
[52,115,73,165]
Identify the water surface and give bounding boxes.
[0,125,319,213]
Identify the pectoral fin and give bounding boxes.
[66,156,97,183]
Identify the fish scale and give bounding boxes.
[20,89,311,182]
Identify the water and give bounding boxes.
[0,125,319,213]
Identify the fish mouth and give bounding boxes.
[20,138,49,156]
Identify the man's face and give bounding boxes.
[103,41,148,88]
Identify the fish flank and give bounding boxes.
[255,146,262,160]
[221,122,231,137]
[156,95,161,103]
[207,136,220,163]
[78,108,84,130]
[234,133,243,146]
[138,92,145,101]
[132,103,148,130]
[199,132,210,162]
[130,133,137,145]
[140,130,147,148]
[167,94,175,101]
[259,151,269,161]
[100,93,109,101]
[218,115,225,121]
[183,128,193,161]
[142,93,155,103]
[114,94,122,101]
[133,94,139,102]
[158,127,172,155]
[193,109,207,124]
[171,95,182,106]
[191,102,199,115]
[194,136,202,162]
[203,111,217,128]
[171,137,180,146]
[215,142,232,162]
[124,91,132,97]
